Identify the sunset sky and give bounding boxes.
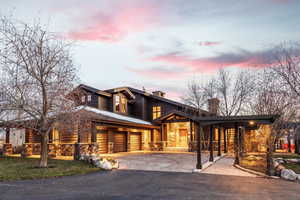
[1,0,300,101]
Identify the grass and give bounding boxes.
[282,163,300,174]
[273,153,300,174]
[0,156,101,181]
[273,153,300,159]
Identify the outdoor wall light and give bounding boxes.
[249,121,255,126]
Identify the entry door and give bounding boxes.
[130,132,142,151]
[113,132,127,153]
[177,129,188,147]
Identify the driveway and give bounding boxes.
[115,152,209,172]
[1,170,299,200]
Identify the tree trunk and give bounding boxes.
[39,132,48,168]
[287,134,291,153]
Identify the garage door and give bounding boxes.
[130,132,141,151]
[114,132,127,153]
[96,131,108,153]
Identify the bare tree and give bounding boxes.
[183,68,256,116]
[0,16,79,167]
[182,78,216,111]
[270,42,300,98]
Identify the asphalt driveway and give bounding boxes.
[0,170,299,200]
[115,152,208,172]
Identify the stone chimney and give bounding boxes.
[208,98,220,115]
[152,91,165,98]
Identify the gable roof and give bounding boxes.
[127,87,210,114]
[78,84,112,97]
[105,87,136,99]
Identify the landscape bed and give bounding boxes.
[0,156,100,181]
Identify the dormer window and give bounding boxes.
[114,94,127,113]
[87,95,92,102]
[153,106,161,119]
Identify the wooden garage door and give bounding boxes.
[114,132,127,153]
[130,132,141,151]
[96,131,108,153]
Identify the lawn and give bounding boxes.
[273,153,300,174]
[282,163,300,174]
[273,153,300,159]
[0,156,101,181]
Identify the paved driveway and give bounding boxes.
[1,170,299,200]
[115,152,209,172]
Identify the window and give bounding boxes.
[87,95,92,102]
[152,106,161,119]
[115,95,120,112]
[81,96,85,103]
[114,94,127,113]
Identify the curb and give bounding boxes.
[193,154,227,173]
[233,164,279,179]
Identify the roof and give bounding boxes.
[78,84,112,97]
[127,87,209,114]
[76,106,158,129]
[154,111,279,125]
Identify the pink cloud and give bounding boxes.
[66,3,161,42]
[147,50,273,72]
[199,41,222,46]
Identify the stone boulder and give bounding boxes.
[281,169,298,181]
[96,159,113,170]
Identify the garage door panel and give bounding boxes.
[114,132,127,153]
[97,131,108,153]
[130,132,141,151]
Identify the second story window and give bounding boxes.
[152,106,161,119]
[87,95,92,102]
[81,95,85,103]
[114,94,127,113]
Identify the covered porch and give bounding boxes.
[155,111,278,173]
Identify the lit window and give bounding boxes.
[81,96,85,103]
[153,106,161,119]
[121,96,126,113]
[87,95,92,102]
[115,95,120,112]
[115,95,127,113]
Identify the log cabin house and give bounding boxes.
[2,84,278,172]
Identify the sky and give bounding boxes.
[0,0,300,101]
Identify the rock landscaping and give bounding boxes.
[79,154,119,170]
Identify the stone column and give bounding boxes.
[108,129,114,153]
[127,132,131,152]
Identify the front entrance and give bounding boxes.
[178,129,188,147]
[113,132,127,153]
[165,122,191,148]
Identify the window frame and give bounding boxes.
[152,106,162,120]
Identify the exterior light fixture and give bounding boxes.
[249,121,255,126]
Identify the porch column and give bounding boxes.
[189,120,193,152]
[196,122,202,169]
[224,128,227,153]
[234,123,240,165]
[218,127,221,156]
[209,125,214,162]
[5,127,10,143]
